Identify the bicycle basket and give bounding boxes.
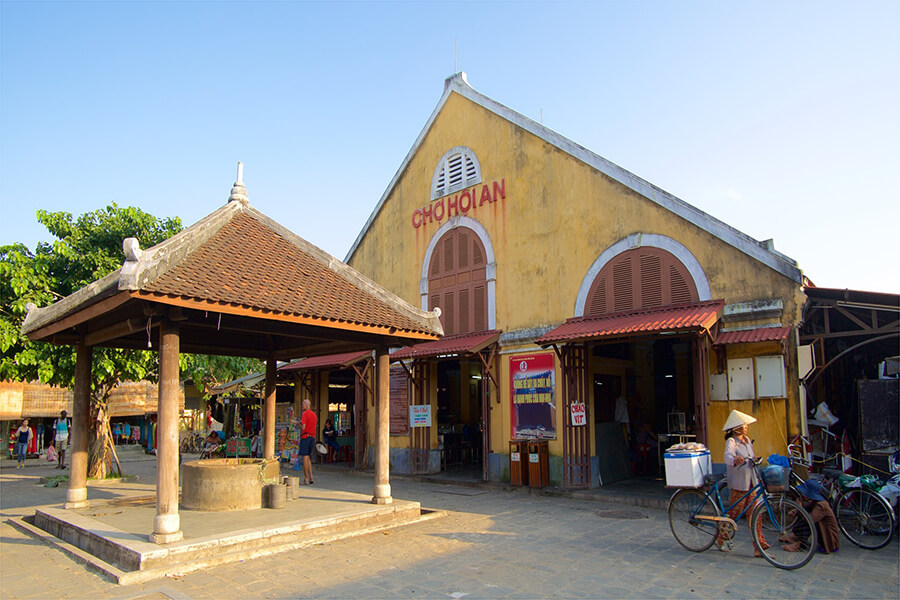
[762,465,790,492]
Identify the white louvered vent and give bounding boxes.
[432,147,482,200]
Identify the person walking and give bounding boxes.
[54,410,71,469]
[14,420,33,469]
[299,399,317,485]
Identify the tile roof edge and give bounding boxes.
[22,202,244,337]
[21,269,123,336]
[245,207,444,337]
[119,201,243,292]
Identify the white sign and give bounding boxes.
[511,452,520,462]
[409,404,432,427]
[570,402,587,426]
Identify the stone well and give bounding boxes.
[182,458,281,511]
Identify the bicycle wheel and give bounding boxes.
[835,488,895,550]
[668,489,720,552]
[751,498,817,570]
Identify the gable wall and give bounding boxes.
[348,92,803,332]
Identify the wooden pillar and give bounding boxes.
[150,319,183,544]
[372,346,392,504]
[264,355,277,460]
[293,373,303,422]
[65,341,92,509]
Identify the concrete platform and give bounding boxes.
[9,481,442,585]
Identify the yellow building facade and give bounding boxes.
[309,73,805,488]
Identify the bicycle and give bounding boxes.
[668,457,818,570]
[180,431,205,454]
[786,444,895,550]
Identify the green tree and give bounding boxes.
[1,205,261,477]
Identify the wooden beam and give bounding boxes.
[131,291,440,342]
[27,292,132,341]
[833,305,873,332]
[83,317,147,347]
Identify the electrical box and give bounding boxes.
[709,373,728,401]
[755,355,786,398]
[728,358,754,400]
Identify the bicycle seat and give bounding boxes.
[705,473,725,485]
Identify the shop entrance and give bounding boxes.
[436,359,483,477]
[326,369,356,465]
[591,335,699,483]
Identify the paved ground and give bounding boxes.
[1,454,897,600]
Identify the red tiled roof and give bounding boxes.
[715,327,791,345]
[144,211,437,336]
[535,301,724,345]
[279,351,371,372]
[391,330,502,361]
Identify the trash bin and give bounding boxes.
[509,440,528,486]
[528,441,549,488]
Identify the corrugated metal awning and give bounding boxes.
[279,350,372,373]
[535,301,724,346]
[210,373,265,395]
[715,326,791,345]
[391,330,501,361]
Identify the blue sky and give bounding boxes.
[2,1,898,293]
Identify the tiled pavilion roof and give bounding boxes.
[22,180,442,359]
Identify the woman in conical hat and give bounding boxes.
[717,409,768,555]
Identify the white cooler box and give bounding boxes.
[664,449,711,487]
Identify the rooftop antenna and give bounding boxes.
[236,161,244,184]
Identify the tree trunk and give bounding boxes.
[87,397,122,479]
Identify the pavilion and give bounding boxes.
[21,166,443,544]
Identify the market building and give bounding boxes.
[318,72,808,488]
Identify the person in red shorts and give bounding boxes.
[299,398,317,485]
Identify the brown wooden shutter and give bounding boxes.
[640,253,663,307]
[612,260,633,312]
[585,247,699,316]
[427,227,490,334]
[474,285,486,331]
[669,264,694,305]
[389,366,409,435]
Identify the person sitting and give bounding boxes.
[322,419,340,463]
[202,431,224,458]
[782,479,840,554]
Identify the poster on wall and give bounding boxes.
[510,353,556,439]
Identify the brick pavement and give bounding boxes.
[1,455,897,600]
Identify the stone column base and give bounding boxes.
[65,487,89,510]
[151,512,182,544]
[149,530,184,544]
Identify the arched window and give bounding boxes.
[427,227,487,335]
[585,247,698,316]
[432,147,482,200]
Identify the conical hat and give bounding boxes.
[722,409,757,431]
